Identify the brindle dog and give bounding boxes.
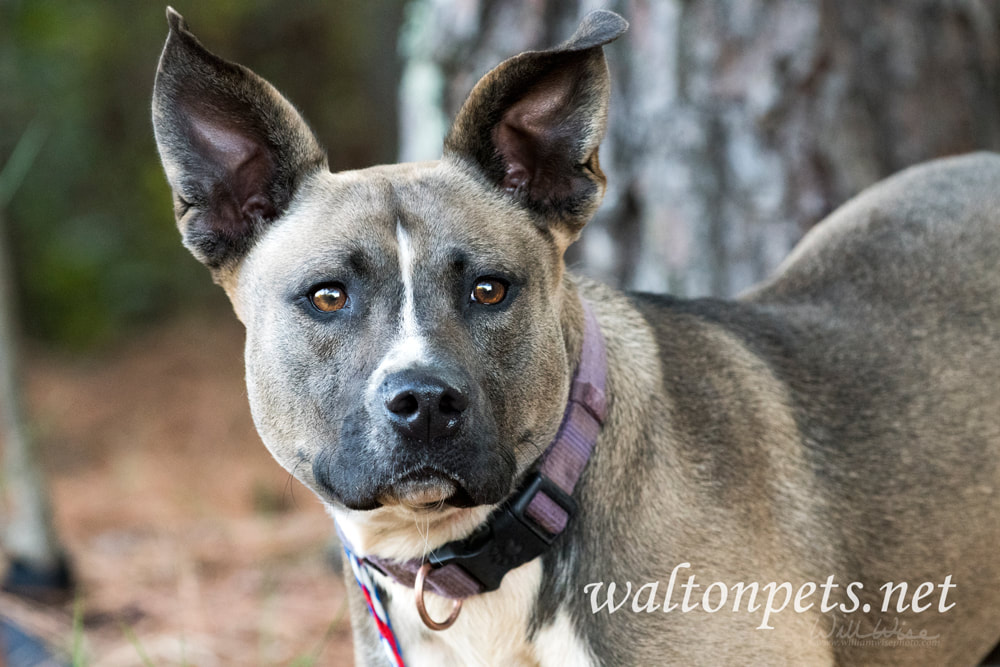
[153,8,1000,665]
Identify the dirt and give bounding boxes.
[9,314,356,666]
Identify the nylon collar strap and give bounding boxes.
[337,298,607,600]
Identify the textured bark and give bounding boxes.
[400,0,1000,296]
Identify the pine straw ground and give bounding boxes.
[3,313,355,666]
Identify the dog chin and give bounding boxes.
[331,500,497,561]
[381,467,489,508]
[334,476,490,512]
[379,476,463,511]
[390,477,454,506]
[321,474,499,511]
[326,468,511,559]
[313,441,515,511]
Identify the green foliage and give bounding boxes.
[0,0,405,349]
[121,623,156,667]
[70,595,86,666]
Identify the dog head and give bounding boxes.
[152,8,625,548]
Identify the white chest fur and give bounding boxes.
[373,560,595,667]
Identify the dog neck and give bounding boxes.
[335,297,607,600]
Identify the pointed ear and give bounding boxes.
[443,10,627,238]
[152,8,327,270]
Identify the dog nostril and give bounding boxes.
[387,392,420,417]
[439,388,469,415]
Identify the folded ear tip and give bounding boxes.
[586,9,629,32]
[566,10,628,50]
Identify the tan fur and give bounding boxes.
[153,10,1000,665]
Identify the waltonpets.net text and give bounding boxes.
[584,563,956,630]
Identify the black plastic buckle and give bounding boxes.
[426,472,578,593]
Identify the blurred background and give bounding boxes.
[2,0,999,664]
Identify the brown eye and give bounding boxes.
[471,278,507,305]
[309,283,348,312]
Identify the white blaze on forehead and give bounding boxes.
[367,221,430,397]
[396,222,422,346]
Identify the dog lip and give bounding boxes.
[383,468,460,508]
[396,478,457,508]
[320,482,383,511]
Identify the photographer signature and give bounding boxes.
[812,615,941,642]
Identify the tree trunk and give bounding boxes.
[399,0,1000,296]
[0,217,64,575]
[0,125,67,591]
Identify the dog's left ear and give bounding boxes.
[444,10,627,240]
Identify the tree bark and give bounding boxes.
[0,126,65,580]
[0,216,63,574]
[399,0,1000,296]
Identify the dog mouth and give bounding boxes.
[381,468,478,510]
[311,430,514,511]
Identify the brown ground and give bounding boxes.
[7,314,355,666]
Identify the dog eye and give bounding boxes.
[471,278,507,305]
[309,283,348,312]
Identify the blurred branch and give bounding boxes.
[0,120,46,209]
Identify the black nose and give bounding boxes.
[382,370,469,442]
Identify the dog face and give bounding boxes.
[236,164,570,512]
[153,10,625,521]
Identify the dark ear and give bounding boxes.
[152,8,327,270]
[444,10,627,236]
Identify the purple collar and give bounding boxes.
[337,298,607,603]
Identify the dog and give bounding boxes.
[152,7,1000,665]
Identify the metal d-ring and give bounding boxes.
[414,562,463,631]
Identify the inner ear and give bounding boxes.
[443,10,627,232]
[185,110,278,234]
[494,65,589,201]
[152,8,327,270]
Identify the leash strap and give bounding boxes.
[339,298,607,602]
[345,545,406,666]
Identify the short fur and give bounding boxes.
[153,8,1000,665]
